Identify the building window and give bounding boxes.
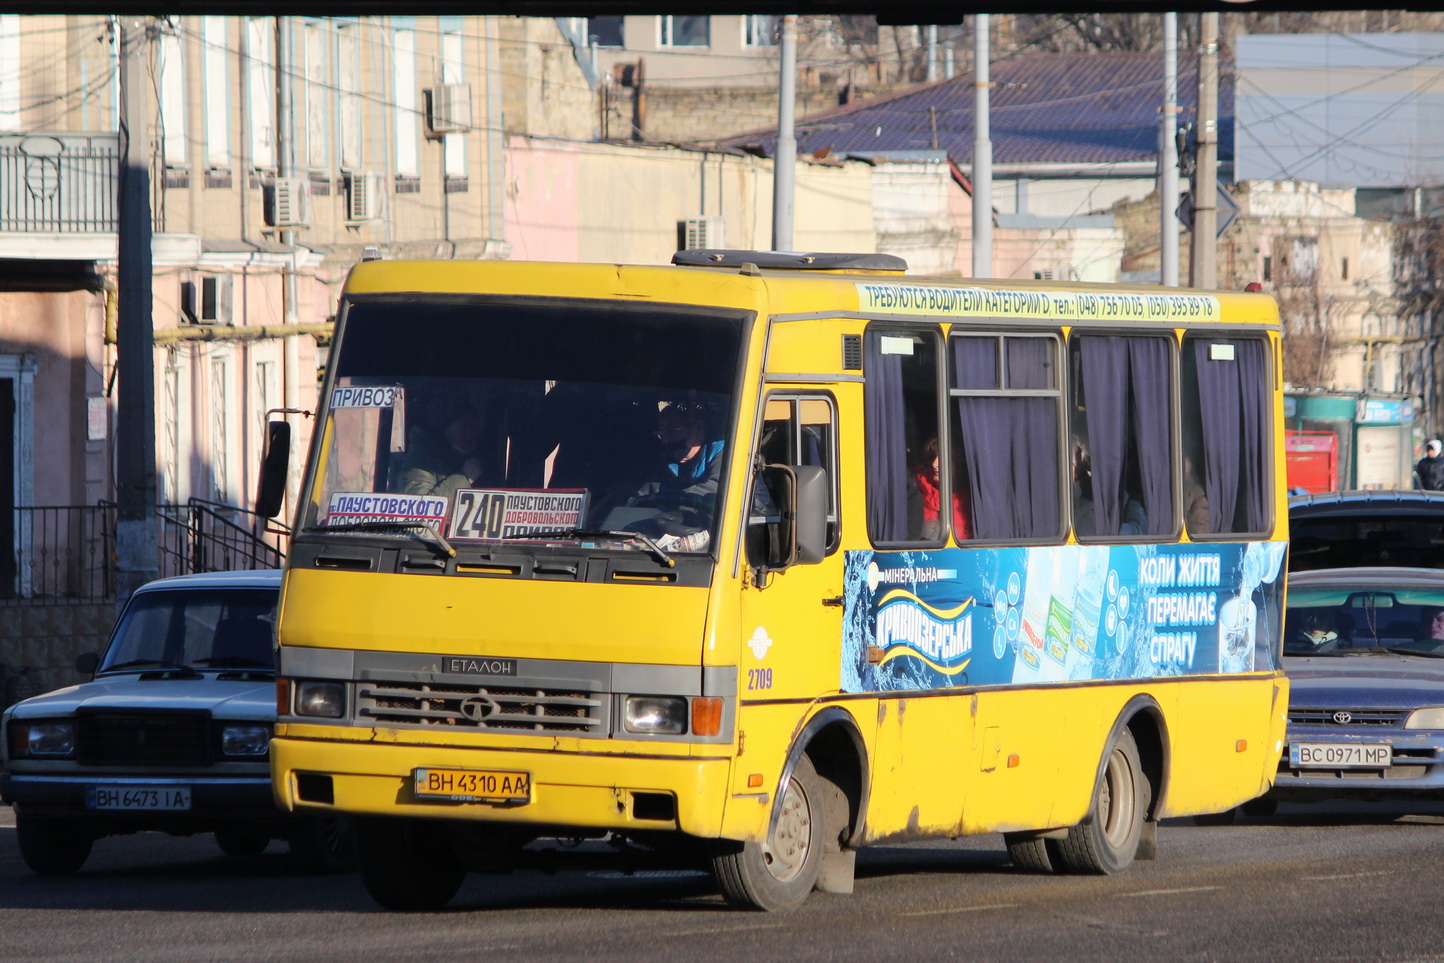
[440,17,467,182]
[660,16,709,47]
[1341,256,1350,281]
[157,27,187,171]
[588,16,623,46]
[247,18,276,171]
[304,20,329,172]
[743,15,778,47]
[202,18,230,174]
[1261,255,1271,282]
[337,19,362,172]
[0,16,19,132]
[392,19,419,179]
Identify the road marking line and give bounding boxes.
[901,903,1019,917]
[1123,886,1221,897]
[1301,871,1391,881]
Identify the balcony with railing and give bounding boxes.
[0,133,121,258]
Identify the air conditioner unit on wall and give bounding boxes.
[181,275,234,325]
[680,216,725,250]
[267,176,311,228]
[426,83,473,135]
[347,172,383,222]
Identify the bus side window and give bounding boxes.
[949,334,1064,541]
[1070,335,1176,538]
[865,329,941,546]
[753,395,840,553]
[1181,337,1272,536]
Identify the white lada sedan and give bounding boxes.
[1,570,351,875]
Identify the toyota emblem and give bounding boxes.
[1333,711,1352,724]
[459,695,500,722]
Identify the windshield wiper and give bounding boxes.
[191,657,274,669]
[103,659,200,675]
[308,522,456,558]
[500,528,675,568]
[1382,646,1444,658]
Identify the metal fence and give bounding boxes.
[3,500,287,606]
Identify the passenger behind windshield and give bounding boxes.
[1285,609,1345,655]
[626,402,724,552]
[398,406,498,499]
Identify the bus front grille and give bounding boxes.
[358,681,604,734]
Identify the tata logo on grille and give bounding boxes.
[459,696,501,722]
[1333,711,1353,724]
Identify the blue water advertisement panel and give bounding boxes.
[840,542,1286,693]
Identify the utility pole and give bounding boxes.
[276,17,302,511]
[115,17,157,601]
[972,14,992,278]
[1159,13,1179,287]
[772,14,797,252]
[1189,11,1219,289]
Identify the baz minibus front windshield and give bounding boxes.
[305,298,747,556]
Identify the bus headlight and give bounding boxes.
[221,724,272,756]
[295,682,346,719]
[623,696,687,734]
[1405,706,1444,729]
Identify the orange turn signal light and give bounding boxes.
[1236,739,1248,753]
[692,697,722,737]
[1007,754,1020,768]
[747,773,764,788]
[276,677,291,716]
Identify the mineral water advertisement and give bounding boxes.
[840,541,1286,693]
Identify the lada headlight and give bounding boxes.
[295,681,346,719]
[221,723,272,756]
[623,696,688,734]
[8,720,75,758]
[1405,706,1444,729]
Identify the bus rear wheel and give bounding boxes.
[1056,727,1147,875]
[1003,833,1061,873]
[357,817,466,912]
[711,754,826,911]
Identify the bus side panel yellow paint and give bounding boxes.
[280,567,708,665]
[1160,675,1287,816]
[861,696,973,841]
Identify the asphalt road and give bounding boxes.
[2,803,1443,962]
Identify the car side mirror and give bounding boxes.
[256,420,291,519]
[75,651,99,676]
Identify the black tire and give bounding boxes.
[288,815,358,874]
[1056,727,1148,875]
[1192,808,1238,826]
[1240,795,1279,818]
[215,823,274,857]
[711,753,827,911]
[357,817,466,912]
[1003,832,1061,873]
[15,814,93,876]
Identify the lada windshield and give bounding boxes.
[101,588,278,672]
[1285,584,1444,657]
[307,298,746,556]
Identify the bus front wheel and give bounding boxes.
[357,817,466,911]
[711,753,827,911]
[1056,727,1147,875]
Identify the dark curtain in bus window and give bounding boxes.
[1077,337,1173,536]
[866,342,909,542]
[954,338,1059,540]
[1194,339,1270,532]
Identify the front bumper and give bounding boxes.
[2,772,281,821]
[1270,724,1444,802]
[271,735,734,839]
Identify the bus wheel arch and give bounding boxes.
[710,707,867,909]
[1056,696,1167,875]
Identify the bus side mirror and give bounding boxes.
[256,420,292,519]
[751,464,827,573]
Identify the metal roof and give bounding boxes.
[719,51,1234,170]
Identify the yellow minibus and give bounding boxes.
[264,250,1288,911]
